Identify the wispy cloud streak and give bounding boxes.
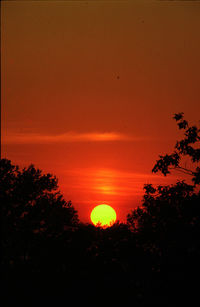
[3,131,143,144]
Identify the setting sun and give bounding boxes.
[90,204,117,228]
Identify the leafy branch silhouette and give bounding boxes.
[152,113,200,185]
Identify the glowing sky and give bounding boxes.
[2,0,200,222]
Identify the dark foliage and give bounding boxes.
[152,113,200,184]
[126,113,200,306]
[1,159,79,267]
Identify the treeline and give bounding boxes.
[1,113,200,306]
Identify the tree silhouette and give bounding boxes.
[127,113,200,236]
[1,159,79,267]
[152,113,200,184]
[127,113,200,305]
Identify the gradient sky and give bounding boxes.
[2,0,200,222]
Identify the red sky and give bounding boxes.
[2,0,200,223]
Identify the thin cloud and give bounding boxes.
[61,167,173,198]
[3,131,145,144]
[63,167,166,180]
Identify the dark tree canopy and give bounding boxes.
[127,113,200,230]
[127,181,199,232]
[1,158,79,266]
[127,113,200,267]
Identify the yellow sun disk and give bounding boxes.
[90,204,117,227]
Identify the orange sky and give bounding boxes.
[2,0,200,222]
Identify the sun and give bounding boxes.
[90,204,117,228]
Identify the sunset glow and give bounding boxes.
[90,204,117,228]
[2,1,200,304]
[2,0,200,222]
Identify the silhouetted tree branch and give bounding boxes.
[152,113,200,185]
